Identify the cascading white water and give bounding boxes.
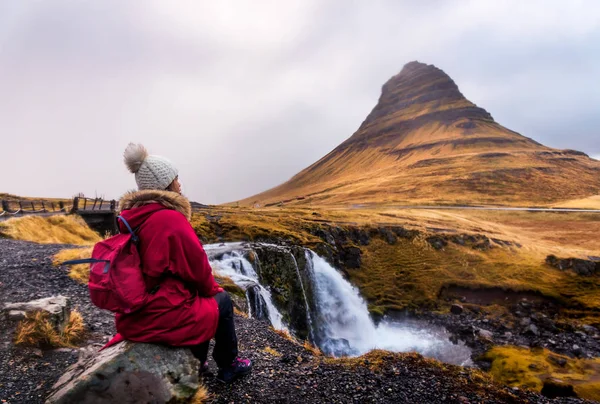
[206,246,286,331]
[206,243,472,366]
[305,251,472,365]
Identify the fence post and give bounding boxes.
[110,200,116,212]
[70,198,77,213]
[31,201,35,211]
[83,198,87,210]
[41,201,46,212]
[1,200,8,212]
[18,201,23,211]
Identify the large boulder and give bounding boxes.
[3,295,70,330]
[46,342,200,404]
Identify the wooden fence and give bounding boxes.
[0,199,69,218]
[0,197,117,218]
[71,197,117,213]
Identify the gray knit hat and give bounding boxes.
[123,143,178,190]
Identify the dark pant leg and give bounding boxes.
[212,291,239,368]
[190,341,210,363]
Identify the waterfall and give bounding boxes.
[206,246,286,331]
[304,250,377,355]
[207,242,472,366]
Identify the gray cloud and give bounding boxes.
[1,1,599,204]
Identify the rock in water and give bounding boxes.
[46,342,200,404]
[3,295,70,331]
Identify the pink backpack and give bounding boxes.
[63,216,148,314]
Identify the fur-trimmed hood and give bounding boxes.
[119,190,192,221]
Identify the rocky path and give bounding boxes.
[0,238,591,403]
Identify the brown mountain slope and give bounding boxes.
[241,61,600,207]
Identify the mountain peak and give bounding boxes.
[239,61,600,207]
[353,61,494,144]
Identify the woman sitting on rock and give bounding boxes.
[106,143,252,384]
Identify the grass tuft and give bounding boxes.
[60,311,85,346]
[233,307,248,318]
[189,384,211,404]
[0,215,101,245]
[303,340,322,356]
[14,310,86,348]
[271,327,295,342]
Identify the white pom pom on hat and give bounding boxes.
[123,143,178,191]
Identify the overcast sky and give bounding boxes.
[1,1,599,204]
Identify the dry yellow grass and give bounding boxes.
[15,310,85,348]
[303,340,322,356]
[263,346,282,357]
[53,247,94,284]
[233,307,248,318]
[352,236,600,314]
[192,205,600,318]
[554,195,600,209]
[271,327,295,342]
[189,384,210,404]
[482,346,600,401]
[0,215,100,245]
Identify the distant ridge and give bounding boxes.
[239,62,600,207]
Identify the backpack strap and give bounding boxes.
[116,209,167,295]
[61,258,111,273]
[117,215,139,243]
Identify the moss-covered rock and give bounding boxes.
[253,245,314,340]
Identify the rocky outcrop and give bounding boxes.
[546,255,599,276]
[3,295,70,331]
[46,342,200,404]
[253,245,314,340]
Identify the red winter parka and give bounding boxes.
[108,190,221,347]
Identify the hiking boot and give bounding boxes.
[216,357,252,383]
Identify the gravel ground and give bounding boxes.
[0,238,593,404]
[0,239,114,404]
[203,316,589,404]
